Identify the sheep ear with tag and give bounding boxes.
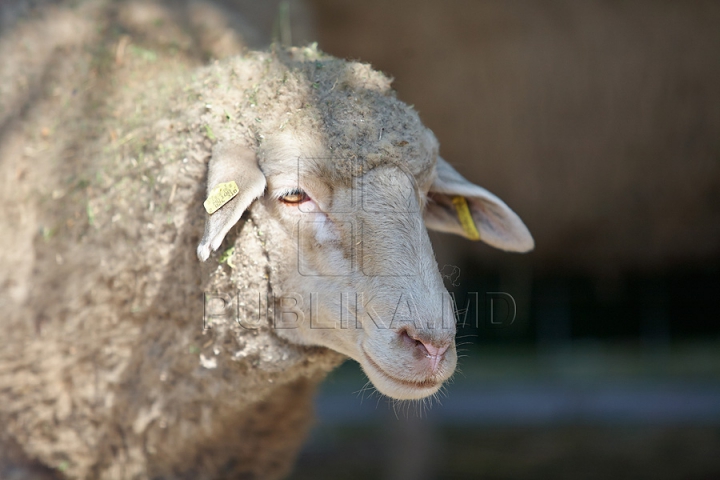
[197,141,266,261]
[423,157,534,252]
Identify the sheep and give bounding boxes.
[0,1,533,478]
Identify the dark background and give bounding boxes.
[291,1,720,479]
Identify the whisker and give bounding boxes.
[455,334,478,340]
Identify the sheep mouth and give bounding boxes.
[360,345,441,391]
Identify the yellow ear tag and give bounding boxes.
[451,196,481,241]
[203,181,239,214]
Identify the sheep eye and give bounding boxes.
[279,189,309,204]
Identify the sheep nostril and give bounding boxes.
[398,328,449,365]
[399,329,418,349]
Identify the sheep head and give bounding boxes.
[196,50,533,400]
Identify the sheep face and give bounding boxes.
[198,126,533,400]
[263,153,458,400]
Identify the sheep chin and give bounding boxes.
[358,346,446,401]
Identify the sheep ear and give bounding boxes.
[197,141,266,261]
[424,157,534,252]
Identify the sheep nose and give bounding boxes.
[399,328,451,372]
